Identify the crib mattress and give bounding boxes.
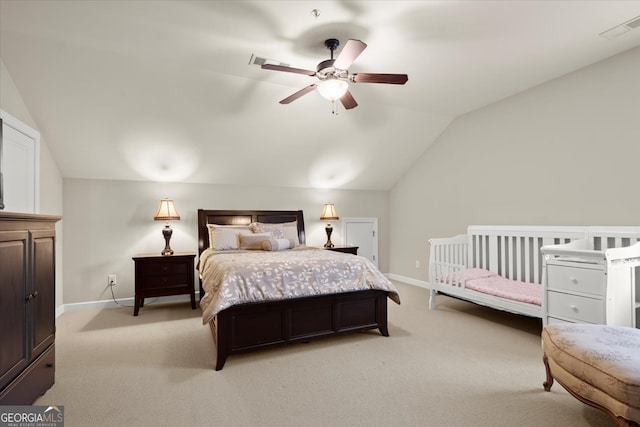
[439,268,542,306]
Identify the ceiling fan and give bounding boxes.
[261,38,408,111]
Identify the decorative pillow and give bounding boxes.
[207,224,253,250]
[251,221,300,245]
[262,238,295,251]
[239,233,272,250]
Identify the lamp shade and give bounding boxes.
[320,203,339,221]
[317,78,348,102]
[153,199,180,221]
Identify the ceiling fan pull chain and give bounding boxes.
[331,100,338,115]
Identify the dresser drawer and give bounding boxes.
[546,264,605,296]
[547,291,604,323]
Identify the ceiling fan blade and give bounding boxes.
[333,39,367,70]
[262,64,316,76]
[279,84,317,104]
[352,73,408,84]
[340,90,358,110]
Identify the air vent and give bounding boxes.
[248,54,288,68]
[599,15,640,39]
[626,16,640,29]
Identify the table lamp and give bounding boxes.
[154,198,180,255]
[320,203,339,248]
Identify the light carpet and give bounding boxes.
[36,282,613,426]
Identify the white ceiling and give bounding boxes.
[1,1,639,190]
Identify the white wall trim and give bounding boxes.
[53,276,434,317]
[56,293,200,317]
[386,272,430,289]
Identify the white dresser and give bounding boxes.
[542,240,640,328]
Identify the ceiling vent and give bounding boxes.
[599,16,640,39]
[248,54,288,68]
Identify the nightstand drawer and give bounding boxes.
[547,291,604,323]
[141,274,190,290]
[139,260,188,277]
[546,264,605,296]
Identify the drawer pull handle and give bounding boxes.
[570,304,579,312]
[569,276,578,284]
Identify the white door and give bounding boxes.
[343,218,378,267]
[0,111,39,213]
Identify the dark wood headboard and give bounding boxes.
[197,209,306,256]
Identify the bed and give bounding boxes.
[197,209,400,370]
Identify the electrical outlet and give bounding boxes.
[415,260,420,269]
[108,275,117,286]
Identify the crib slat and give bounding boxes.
[515,236,523,281]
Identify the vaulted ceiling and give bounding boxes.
[1,1,639,190]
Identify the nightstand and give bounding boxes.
[321,245,358,255]
[132,253,196,316]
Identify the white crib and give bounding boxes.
[428,226,640,320]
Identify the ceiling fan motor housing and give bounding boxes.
[317,59,338,79]
[317,39,347,80]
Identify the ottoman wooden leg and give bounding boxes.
[543,354,554,391]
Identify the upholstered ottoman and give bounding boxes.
[542,324,640,426]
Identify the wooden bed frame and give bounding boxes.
[197,209,390,370]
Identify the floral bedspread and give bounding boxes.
[198,246,401,324]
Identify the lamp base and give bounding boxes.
[161,225,174,256]
[324,224,334,248]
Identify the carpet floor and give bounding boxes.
[36,281,613,426]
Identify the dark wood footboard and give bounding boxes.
[209,289,389,370]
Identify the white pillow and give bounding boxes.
[207,224,252,250]
[251,221,300,245]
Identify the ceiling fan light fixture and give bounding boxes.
[317,78,348,101]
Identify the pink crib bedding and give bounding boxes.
[440,268,542,306]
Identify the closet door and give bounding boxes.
[343,218,379,267]
[0,111,40,213]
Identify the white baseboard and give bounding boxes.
[56,293,200,317]
[54,276,429,318]
[385,273,431,289]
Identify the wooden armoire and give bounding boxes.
[0,212,61,404]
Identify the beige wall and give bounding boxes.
[5,44,640,307]
[62,178,389,304]
[389,46,640,283]
[1,59,65,309]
